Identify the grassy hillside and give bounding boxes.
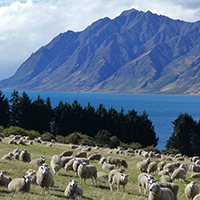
[0,137,198,200]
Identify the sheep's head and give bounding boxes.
[119,168,125,173]
[120,173,128,181]
[41,166,50,175]
[70,180,78,187]
[23,176,31,183]
[189,181,196,188]
[41,156,46,162]
[149,183,160,193]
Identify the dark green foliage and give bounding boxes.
[65,132,85,144]
[166,113,200,156]
[40,132,55,141]
[0,90,10,127]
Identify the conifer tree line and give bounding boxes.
[0,90,158,147]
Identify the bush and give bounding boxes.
[0,126,4,133]
[3,126,28,137]
[144,145,161,154]
[41,132,55,141]
[80,137,96,146]
[161,148,179,155]
[27,130,40,140]
[66,132,85,144]
[109,136,120,148]
[129,142,142,150]
[56,135,67,144]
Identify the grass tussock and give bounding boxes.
[0,138,198,200]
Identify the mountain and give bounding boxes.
[1,8,200,94]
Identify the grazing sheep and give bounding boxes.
[61,156,74,168]
[191,156,199,163]
[190,164,200,173]
[75,151,87,158]
[185,181,199,200]
[194,194,200,200]
[2,152,14,161]
[60,150,73,157]
[102,162,114,171]
[8,175,31,192]
[13,148,21,160]
[65,158,76,172]
[190,173,200,179]
[98,156,107,164]
[164,163,175,174]
[64,179,83,199]
[148,182,174,200]
[77,162,97,185]
[157,161,166,171]
[30,156,46,166]
[160,175,173,183]
[158,168,170,177]
[73,159,83,177]
[88,154,101,162]
[109,168,125,184]
[0,170,12,187]
[171,163,187,182]
[9,138,17,144]
[138,173,155,194]
[149,151,155,158]
[25,169,37,184]
[107,156,121,168]
[110,172,128,192]
[97,172,109,182]
[50,155,63,175]
[36,165,54,194]
[18,138,25,145]
[148,162,158,175]
[19,149,31,163]
[159,182,179,200]
[119,158,128,168]
[137,161,148,173]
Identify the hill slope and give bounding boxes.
[1,8,200,94]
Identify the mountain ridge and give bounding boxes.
[1,8,200,94]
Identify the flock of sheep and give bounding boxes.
[1,135,200,199]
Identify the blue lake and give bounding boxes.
[3,91,200,150]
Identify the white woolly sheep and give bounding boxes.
[77,162,97,185]
[148,162,158,175]
[109,168,125,184]
[110,172,128,192]
[190,164,200,173]
[30,156,46,166]
[148,182,174,200]
[36,165,54,194]
[157,161,166,171]
[25,169,37,184]
[75,151,87,158]
[137,161,148,173]
[61,156,74,168]
[163,163,175,174]
[102,162,115,171]
[9,138,17,144]
[98,156,107,164]
[65,158,75,172]
[159,182,179,200]
[0,170,12,187]
[19,149,31,163]
[97,172,109,182]
[2,152,14,161]
[185,181,199,200]
[194,194,200,200]
[138,173,154,194]
[73,159,83,177]
[190,173,200,179]
[107,156,121,168]
[8,175,31,192]
[158,168,170,177]
[149,151,155,158]
[191,156,199,162]
[18,138,25,145]
[160,175,173,183]
[64,179,83,199]
[60,150,73,157]
[171,163,187,182]
[13,148,21,160]
[50,154,63,175]
[119,158,128,168]
[88,154,101,162]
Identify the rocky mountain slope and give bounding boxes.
[1,8,200,94]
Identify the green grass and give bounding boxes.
[0,138,199,199]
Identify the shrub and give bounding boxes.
[41,132,55,141]
[0,126,4,133]
[27,130,40,140]
[66,132,85,144]
[109,136,120,148]
[3,126,28,137]
[144,145,161,154]
[129,142,142,150]
[80,137,96,146]
[56,135,66,144]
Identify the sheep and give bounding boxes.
[25,169,37,184]
[163,163,175,174]
[88,154,101,162]
[73,159,83,177]
[148,182,174,200]
[13,148,21,160]
[159,182,179,200]
[191,156,199,163]
[158,168,170,177]
[61,156,74,168]
[148,162,158,175]
[50,154,63,175]
[160,175,173,183]
[98,156,107,164]
[110,172,128,192]
[190,173,200,178]
[2,152,14,161]
[107,156,121,168]
[30,156,46,166]
[97,172,109,182]
[109,168,125,184]
[157,161,166,171]
[190,164,200,173]
[0,170,12,187]
[64,179,83,199]
[60,150,73,157]
[75,151,87,158]
[9,138,17,144]
[77,162,97,185]
[149,151,155,158]
[36,165,54,194]
[138,173,155,194]
[185,181,199,200]
[8,175,31,192]
[194,194,200,200]
[19,149,31,163]
[171,163,187,182]
[137,161,148,173]
[18,138,25,145]
[102,162,114,171]
[119,158,128,168]
[65,158,76,172]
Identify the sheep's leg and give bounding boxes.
[110,183,113,191]
[45,187,49,194]
[84,179,86,185]
[95,178,97,186]
[80,177,82,185]
[117,184,120,192]
[41,187,44,194]
[91,177,94,184]
[123,185,125,193]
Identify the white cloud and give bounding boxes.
[0,0,200,81]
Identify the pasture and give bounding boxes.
[0,137,199,200]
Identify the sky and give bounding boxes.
[0,0,200,81]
